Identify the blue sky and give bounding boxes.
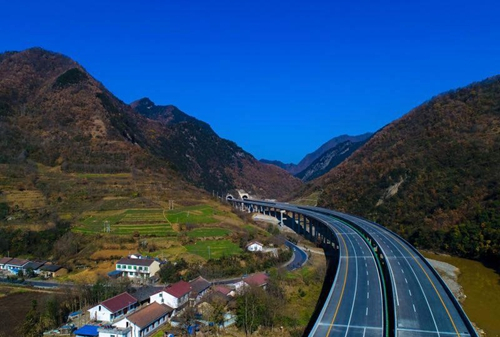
[1,0,499,163]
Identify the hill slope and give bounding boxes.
[131,98,302,197]
[304,76,500,262]
[295,138,369,182]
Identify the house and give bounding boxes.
[116,257,160,280]
[246,241,264,252]
[73,325,99,337]
[114,302,172,337]
[150,280,192,309]
[88,292,138,322]
[40,264,67,278]
[0,257,12,270]
[214,285,235,298]
[234,273,269,291]
[189,276,211,302]
[243,273,269,289]
[4,258,30,274]
[23,261,46,275]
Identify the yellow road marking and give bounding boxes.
[326,227,349,336]
[396,238,461,337]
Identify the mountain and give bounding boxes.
[295,138,370,182]
[302,76,500,262]
[261,133,372,175]
[259,159,297,172]
[0,47,301,201]
[130,98,302,196]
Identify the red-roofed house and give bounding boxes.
[0,257,13,270]
[150,280,192,309]
[88,292,138,322]
[234,273,269,291]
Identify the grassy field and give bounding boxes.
[185,240,242,259]
[186,227,231,238]
[73,205,220,236]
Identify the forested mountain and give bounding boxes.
[0,48,301,199]
[261,133,372,176]
[295,138,370,182]
[302,76,500,262]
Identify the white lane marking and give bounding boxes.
[318,323,383,330]
[367,292,370,299]
[405,278,408,284]
[401,269,405,274]
[365,263,367,267]
[366,307,368,316]
[363,327,367,337]
[398,261,401,265]
[397,328,471,336]
[366,271,369,276]
[367,280,369,286]
[409,289,412,296]
[413,304,417,312]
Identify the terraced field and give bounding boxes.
[185,239,242,259]
[186,227,231,238]
[74,205,218,236]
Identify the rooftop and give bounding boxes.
[214,285,232,296]
[73,325,99,336]
[117,257,157,267]
[189,276,211,294]
[0,257,12,265]
[5,258,29,267]
[126,302,172,328]
[245,241,263,247]
[244,273,269,287]
[100,292,138,313]
[40,264,63,272]
[164,280,192,298]
[23,261,46,270]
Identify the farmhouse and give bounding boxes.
[0,257,12,270]
[234,272,269,291]
[189,276,211,302]
[113,302,172,337]
[4,258,29,274]
[150,280,192,309]
[88,292,138,322]
[245,241,264,252]
[116,256,160,280]
[40,264,67,278]
[23,261,46,275]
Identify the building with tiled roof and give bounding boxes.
[214,285,235,297]
[88,292,138,322]
[189,276,211,301]
[116,256,160,279]
[114,302,172,337]
[150,280,192,309]
[243,273,269,288]
[245,240,264,252]
[0,257,13,270]
[4,258,30,275]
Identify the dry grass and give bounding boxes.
[66,261,115,283]
[4,189,46,210]
[90,249,133,260]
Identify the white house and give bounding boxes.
[88,292,138,322]
[114,302,172,337]
[4,258,30,275]
[116,256,160,280]
[150,280,192,309]
[234,273,269,292]
[246,241,264,252]
[0,257,12,270]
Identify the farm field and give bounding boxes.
[73,205,219,236]
[186,227,231,238]
[185,240,242,259]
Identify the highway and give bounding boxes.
[285,241,308,271]
[308,213,384,337]
[236,200,385,337]
[231,199,478,337]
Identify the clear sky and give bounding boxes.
[1,0,499,163]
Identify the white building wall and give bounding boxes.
[88,305,112,322]
[150,291,179,308]
[247,243,263,252]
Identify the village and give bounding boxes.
[0,239,287,337]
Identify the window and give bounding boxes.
[98,305,101,311]
[138,266,142,270]
[127,265,131,269]
[134,266,137,270]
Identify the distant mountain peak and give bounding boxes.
[130,97,155,109]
